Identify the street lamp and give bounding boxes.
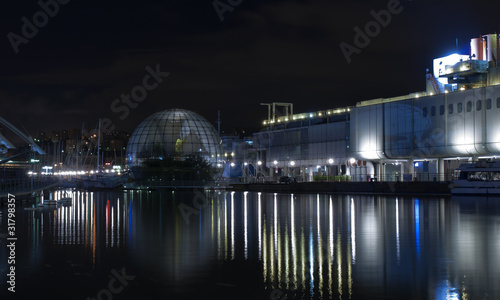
[257,161,262,182]
[350,158,356,181]
[327,158,333,181]
[230,162,235,182]
[243,162,248,182]
[289,161,296,180]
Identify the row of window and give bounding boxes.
[422,97,500,117]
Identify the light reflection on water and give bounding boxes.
[2,190,500,299]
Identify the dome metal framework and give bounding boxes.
[126,109,223,178]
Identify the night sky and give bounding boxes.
[1,0,500,136]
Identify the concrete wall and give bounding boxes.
[351,85,500,159]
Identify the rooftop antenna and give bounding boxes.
[456,38,458,53]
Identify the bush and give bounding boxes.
[130,154,218,182]
[313,175,350,182]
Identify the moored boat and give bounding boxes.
[43,199,59,205]
[81,173,126,190]
[451,161,500,195]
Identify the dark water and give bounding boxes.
[1,190,500,299]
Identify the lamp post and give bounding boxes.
[257,160,262,182]
[327,158,334,181]
[350,158,356,181]
[230,162,235,183]
[244,162,248,183]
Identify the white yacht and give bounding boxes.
[451,161,500,195]
[81,173,126,190]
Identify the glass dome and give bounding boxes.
[126,109,223,181]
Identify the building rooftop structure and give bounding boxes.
[254,33,500,183]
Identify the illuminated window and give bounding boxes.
[439,105,444,115]
[467,101,472,112]
[476,100,482,111]
[448,104,453,114]
[457,103,463,113]
[487,98,492,110]
[431,106,436,116]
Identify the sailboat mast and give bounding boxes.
[97,119,101,172]
[217,110,221,135]
[79,122,84,172]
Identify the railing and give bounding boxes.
[0,176,59,194]
[347,173,455,182]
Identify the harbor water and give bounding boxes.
[1,190,499,299]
